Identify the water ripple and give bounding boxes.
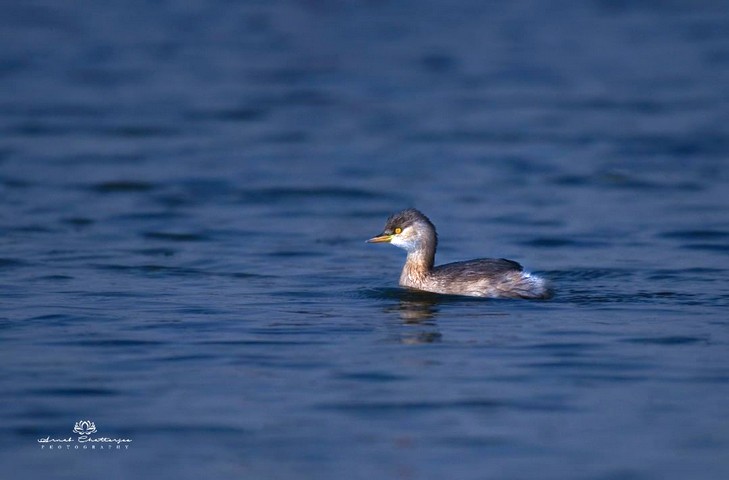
[28,387,120,397]
[238,186,383,203]
[0,258,28,269]
[143,231,210,242]
[659,229,729,240]
[319,397,573,413]
[621,336,709,346]
[90,180,157,193]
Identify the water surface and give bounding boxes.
[1,1,728,479]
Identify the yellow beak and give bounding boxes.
[366,234,393,243]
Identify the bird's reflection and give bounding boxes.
[390,295,439,323]
[383,290,443,344]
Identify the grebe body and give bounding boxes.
[367,209,552,299]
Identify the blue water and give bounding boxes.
[2,1,729,479]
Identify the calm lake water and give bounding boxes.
[2,1,729,479]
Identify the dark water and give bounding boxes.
[2,1,729,479]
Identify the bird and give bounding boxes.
[367,208,552,299]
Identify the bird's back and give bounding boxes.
[433,258,523,279]
[414,257,550,299]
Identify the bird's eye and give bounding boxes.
[394,227,402,234]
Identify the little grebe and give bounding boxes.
[367,208,552,299]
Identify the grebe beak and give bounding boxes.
[366,233,393,243]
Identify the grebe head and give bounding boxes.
[367,208,437,253]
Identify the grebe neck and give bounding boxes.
[402,243,436,284]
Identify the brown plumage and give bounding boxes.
[367,208,552,299]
